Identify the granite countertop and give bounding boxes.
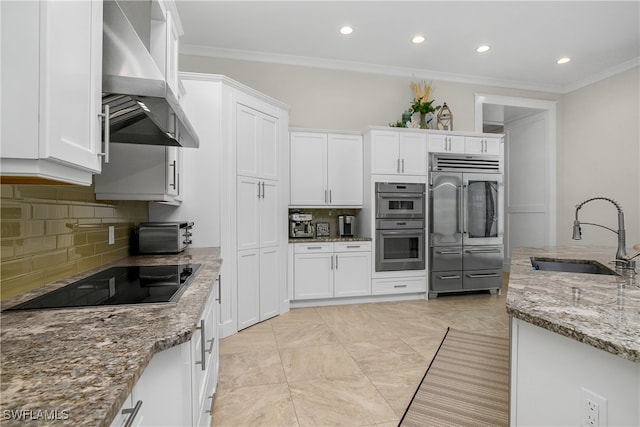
[289,237,372,243]
[0,247,221,427]
[507,246,640,363]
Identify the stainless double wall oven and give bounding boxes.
[375,182,426,272]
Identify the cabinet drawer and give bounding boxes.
[430,271,463,292]
[372,276,426,295]
[463,269,502,290]
[430,247,463,271]
[334,241,371,252]
[463,246,503,270]
[294,243,333,254]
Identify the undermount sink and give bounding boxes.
[530,257,619,276]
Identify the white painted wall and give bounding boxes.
[558,67,640,249]
[178,55,640,249]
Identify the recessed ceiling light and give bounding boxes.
[557,57,571,64]
[476,45,490,53]
[412,35,425,44]
[340,26,353,35]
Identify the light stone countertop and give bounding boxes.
[288,237,372,243]
[507,246,640,363]
[0,247,221,427]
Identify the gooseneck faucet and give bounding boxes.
[572,197,628,265]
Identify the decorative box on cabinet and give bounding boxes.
[1,0,104,185]
[95,144,183,205]
[293,242,372,300]
[290,130,363,206]
[367,130,427,175]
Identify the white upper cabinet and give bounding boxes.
[428,132,502,156]
[369,129,427,175]
[1,0,104,185]
[237,104,279,181]
[290,130,363,206]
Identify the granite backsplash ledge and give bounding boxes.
[0,183,148,300]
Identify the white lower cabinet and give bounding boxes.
[110,285,219,427]
[293,242,371,300]
[237,246,281,330]
[371,276,427,295]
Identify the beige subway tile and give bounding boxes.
[0,272,46,301]
[95,206,114,218]
[1,184,14,199]
[101,247,128,264]
[33,203,69,219]
[31,250,68,271]
[1,202,30,220]
[57,234,74,248]
[87,229,108,244]
[1,239,15,258]
[72,232,88,246]
[70,205,95,218]
[45,219,72,235]
[69,244,96,260]
[76,255,103,273]
[14,186,58,201]
[95,238,127,255]
[1,257,32,280]
[56,186,96,203]
[14,236,57,256]
[1,221,21,238]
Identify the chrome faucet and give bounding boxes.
[572,197,633,269]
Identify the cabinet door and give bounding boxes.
[260,114,279,181]
[290,132,327,205]
[237,249,260,330]
[237,176,260,251]
[465,137,501,155]
[428,134,464,153]
[333,252,371,297]
[293,253,333,300]
[371,131,400,174]
[260,246,280,321]
[328,134,363,205]
[166,146,180,198]
[164,10,180,97]
[41,0,103,173]
[399,132,427,175]
[236,104,259,177]
[260,180,279,247]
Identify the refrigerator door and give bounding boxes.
[429,172,463,247]
[463,173,504,246]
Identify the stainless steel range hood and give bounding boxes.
[102,0,199,148]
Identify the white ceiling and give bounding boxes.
[175,1,640,94]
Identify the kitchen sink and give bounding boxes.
[530,257,618,275]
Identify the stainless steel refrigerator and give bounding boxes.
[428,154,504,298]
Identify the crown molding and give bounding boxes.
[181,44,638,95]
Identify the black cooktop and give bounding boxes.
[4,264,201,311]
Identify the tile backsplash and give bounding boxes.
[0,184,148,300]
[288,208,360,239]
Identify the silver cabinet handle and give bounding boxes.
[307,246,323,250]
[335,255,338,269]
[329,189,332,203]
[206,394,215,415]
[468,273,501,278]
[397,158,401,173]
[216,275,221,303]
[257,182,261,198]
[325,189,328,204]
[195,319,206,371]
[261,181,265,198]
[394,284,407,288]
[169,160,177,189]
[331,255,334,270]
[401,159,405,173]
[122,400,143,427]
[98,104,110,163]
[346,245,361,249]
[206,337,215,354]
[438,275,461,280]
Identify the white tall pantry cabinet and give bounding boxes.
[149,74,289,337]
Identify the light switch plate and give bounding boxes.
[108,226,115,245]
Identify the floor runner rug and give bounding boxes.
[399,328,510,427]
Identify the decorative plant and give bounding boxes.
[410,81,441,115]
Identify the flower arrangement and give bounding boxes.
[410,81,441,128]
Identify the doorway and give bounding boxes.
[474,95,557,267]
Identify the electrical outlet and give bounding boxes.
[108,226,115,245]
[581,388,608,427]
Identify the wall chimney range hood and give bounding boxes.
[102,0,199,148]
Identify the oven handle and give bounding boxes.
[378,192,424,199]
[467,273,502,278]
[377,229,424,236]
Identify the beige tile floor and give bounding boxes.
[212,281,509,427]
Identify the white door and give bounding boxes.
[371,131,400,174]
[237,249,260,330]
[259,246,280,321]
[333,252,371,297]
[236,104,259,177]
[399,132,427,175]
[236,176,260,251]
[42,0,102,173]
[504,111,549,259]
[290,132,327,205]
[293,253,333,300]
[260,114,279,181]
[327,134,362,205]
[260,180,279,247]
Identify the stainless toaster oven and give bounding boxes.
[136,222,194,254]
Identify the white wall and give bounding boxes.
[558,67,640,249]
[179,54,640,249]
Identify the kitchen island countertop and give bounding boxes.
[289,237,372,243]
[507,246,639,363]
[0,247,221,427]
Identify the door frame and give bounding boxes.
[474,94,558,249]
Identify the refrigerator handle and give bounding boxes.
[462,184,468,234]
[457,185,463,234]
